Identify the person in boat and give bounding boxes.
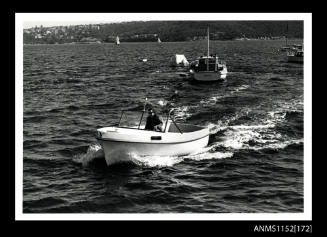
[145,108,163,132]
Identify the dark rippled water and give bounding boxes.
[23,40,304,213]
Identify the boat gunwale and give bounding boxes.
[98,123,208,133]
[96,133,209,145]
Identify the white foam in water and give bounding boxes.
[157,100,168,107]
[208,110,303,152]
[250,138,304,151]
[130,154,184,167]
[72,144,104,167]
[174,85,252,120]
[230,84,250,94]
[215,127,263,149]
[268,111,287,122]
[230,124,276,130]
[187,146,234,161]
[207,112,246,135]
[128,146,234,167]
[173,105,195,120]
[200,95,223,105]
[200,84,250,106]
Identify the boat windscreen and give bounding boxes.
[168,123,202,133]
[118,111,146,128]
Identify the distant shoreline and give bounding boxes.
[23,38,303,46]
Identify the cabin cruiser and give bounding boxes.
[189,28,227,82]
[96,108,209,165]
[189,55,228,81]
[287,48,303,63]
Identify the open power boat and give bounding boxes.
[96,109,209,165]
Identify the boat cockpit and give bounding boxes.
[117,109,184,134]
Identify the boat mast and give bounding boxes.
[286,22,288,47]
[207,27,209,71]
[207,27,210,58]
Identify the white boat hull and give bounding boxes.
[98,136,209,165]
[192,67,227,82]
[96,124,209,165]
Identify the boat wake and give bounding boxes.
[72,144,104,167]
[200,84,250,106]
[173,84,251,121]
[128,146,234,168]
[210,124,303,151]
[207,107,303,152]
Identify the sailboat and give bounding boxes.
[115,36,120,45]
[189,28,228,82]
[280,23,291,51]
[283,23,303,63]
[158,37,161,43]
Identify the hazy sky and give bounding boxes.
[23,21,124,29]
[20,13,153,29]
[21,13,180,29]
[20,13,306,29]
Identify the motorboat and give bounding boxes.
[189,28,227,82]
[281,23,303,63]
[189,56,228,81]
[280,23,289,52]
[96,108,209,165]
[287,50,303,63]
[287,48,303,63]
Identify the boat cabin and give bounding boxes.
[194,56,224,72]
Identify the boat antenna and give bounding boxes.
[286,22,288,47]
[207,27,210,58]
[138,97,148,129]
[143,97,148,111]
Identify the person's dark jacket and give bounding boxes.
[145,114,162,131]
